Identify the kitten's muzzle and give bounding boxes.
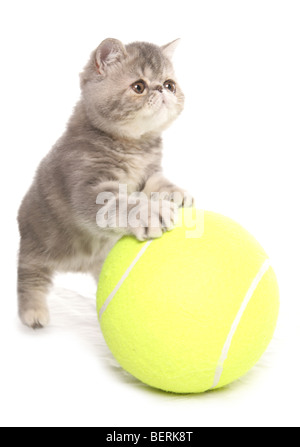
[154,85,163,93]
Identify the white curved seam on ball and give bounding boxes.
[99,240,153,320]
[211,258,271,389]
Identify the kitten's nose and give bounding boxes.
[154,85,163,93]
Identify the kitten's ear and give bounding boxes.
[95,38,127,74]
[161,39,181,60]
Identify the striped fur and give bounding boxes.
[17,39,192,328]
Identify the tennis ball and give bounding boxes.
[96,208,279,394]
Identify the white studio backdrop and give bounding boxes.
[0,0,299,427]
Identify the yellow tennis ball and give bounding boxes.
[96,208,279,394]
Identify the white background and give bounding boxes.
[1,0,299,427]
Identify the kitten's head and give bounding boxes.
[80,39,184,139]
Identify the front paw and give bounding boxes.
[130,199,178,242]
[176,190,194,208]
[162,189,194,208]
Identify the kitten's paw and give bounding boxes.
[180,191,194,208]
[20,307,50,329]
[168,190,195,208]
[131,199,178,242]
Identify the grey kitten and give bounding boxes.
[17,38,193,329]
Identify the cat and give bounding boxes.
[17,38,193,329]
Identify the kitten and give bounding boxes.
[17,38,193,329]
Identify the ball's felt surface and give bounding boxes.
[96,209,279,394]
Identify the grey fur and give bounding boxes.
[17,39,193,328]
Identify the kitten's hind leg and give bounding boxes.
[18,258,53,329]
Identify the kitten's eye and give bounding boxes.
[131,80,147,94]
[164,80,176,94]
